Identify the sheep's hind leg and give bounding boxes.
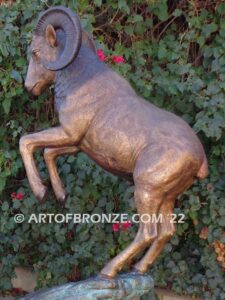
[100,184,163,278]
[44,146,79,203]
[134,197,176,273]
[134,174,195,273]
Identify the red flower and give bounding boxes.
[112,223,120,232]
[11,192,17,198]
[11,192,24,201]
[97,49,106,62]
[112,55,125,64]
[16,193,24,200]
[121,220,132,231]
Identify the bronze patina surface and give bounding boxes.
[20,6,208,279]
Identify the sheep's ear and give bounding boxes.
[45,24,57,48]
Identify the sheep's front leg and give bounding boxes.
[44,146,79,203]
[19,126,76,202]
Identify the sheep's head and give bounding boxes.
[25,6,82,96]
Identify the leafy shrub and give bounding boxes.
[0,0,224,299]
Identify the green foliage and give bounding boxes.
[0,0,224,299]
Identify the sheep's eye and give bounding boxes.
[32,49,40,57]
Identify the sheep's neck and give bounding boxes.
[54,56,85,100]
[54,45,104,112]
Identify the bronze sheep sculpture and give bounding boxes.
[20,6,208,278]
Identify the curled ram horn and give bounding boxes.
[35,6,82,71]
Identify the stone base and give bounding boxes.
[20,272,154,300]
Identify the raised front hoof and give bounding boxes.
[55,190,68,205]
[35,185,48,203]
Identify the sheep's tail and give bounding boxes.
[197,153,208,179]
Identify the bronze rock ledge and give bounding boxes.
[19,272,155,300]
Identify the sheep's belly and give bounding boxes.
[78,141,134,181]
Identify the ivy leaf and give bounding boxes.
[132,15,143,23]
[202,23,218,38]
[2,98,11,114]
[10,70,22,83]
[13,200,21,209]
[118,0,130,13]
[158,44,167,59]
[150,0,168,21]
[125,25,133,36]
[93,0,102,6]
[15,57,26,68]
[173,9,182,17]
[2,201,9,211]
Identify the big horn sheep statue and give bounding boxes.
[20,6,208,278]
